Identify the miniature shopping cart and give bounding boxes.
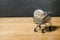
[33,9,52,33]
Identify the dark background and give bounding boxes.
[0,0,60,17]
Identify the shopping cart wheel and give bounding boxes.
[34,28,38,32]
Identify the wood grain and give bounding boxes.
[0,17,60,40]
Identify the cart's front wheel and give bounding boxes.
[34,28,38,32]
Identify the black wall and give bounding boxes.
[0,0,60,17]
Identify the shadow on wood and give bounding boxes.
[44,26,59,32]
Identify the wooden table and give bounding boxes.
[0,17,60,40]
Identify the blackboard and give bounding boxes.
[0,0,60,17]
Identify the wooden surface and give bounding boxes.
[0,17,60,40]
